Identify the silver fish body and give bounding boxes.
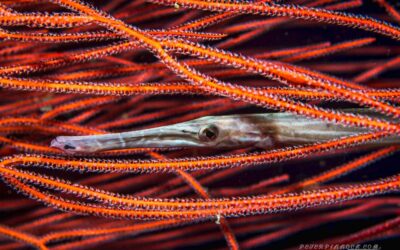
[51,109,399,153]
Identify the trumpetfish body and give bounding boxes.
[51,109,400,153]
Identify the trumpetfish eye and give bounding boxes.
[63,144,76,150]
[199,125,219,142]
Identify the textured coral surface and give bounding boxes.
[0,1,399,249]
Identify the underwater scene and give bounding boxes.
[0,0,399,249]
